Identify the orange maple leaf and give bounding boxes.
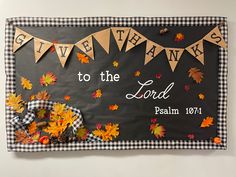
[40,72,57,86]
[108,104,119,111]
[64,95,71,101]
[188,67,204,83]
[35,90,51,100]
[200,116,214,128]
[77,52,89,64]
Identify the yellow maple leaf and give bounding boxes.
[50,103,66,121]
[92,123,119,141]
[21,77,32,90]
[113,61,119,68]
[150,123,165,138]
[6,93,24,113]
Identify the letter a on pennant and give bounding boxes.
[145,40,164,65]
[165,48,184,72]
[75,35,94,59]
[34,38,53,63]
[54,44,74,67]
[186,39,204,65]
[93,28,110,54]
[125,28,147,52]
[204,26,227,48]
[111,27,130,51]
[13,28,33,53]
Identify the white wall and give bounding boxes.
[0,0,235,177]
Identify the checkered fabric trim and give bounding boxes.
[5,17,228,152]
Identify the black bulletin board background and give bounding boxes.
[15,26,218,141]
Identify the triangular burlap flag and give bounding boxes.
[125,28,147,52]
[204,26,227,48]
[165,48,184,72]
[75,35,94,59]
[93,28,110,54]
[111,27,130,51]
[54,44,74,67]
[186,39,204,65]
[13,27,33,53]
[145,40,164,65]
[34,38,53,63]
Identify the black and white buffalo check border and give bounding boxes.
[5,17,228,152]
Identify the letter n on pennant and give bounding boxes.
[165,48,184,72]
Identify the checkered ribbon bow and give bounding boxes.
[10,100,101,142]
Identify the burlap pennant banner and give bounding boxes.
[75,35,94,60]
[13,27,33,53]
[145,40,164,65]
[111,27,130,51]
[204,26,227,48]
[12,26,227,71]
[54,44,74,67]
[34,38,53,63]
[185,39,204,64]
[92,28,110,54]
[165,48,185,72]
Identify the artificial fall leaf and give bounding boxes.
[108,104,119,111]
[150,123,165,138]
[29,94,35,101]
[92,89,102,99]
[44,106,77,137]
[175,33,184,42]
[28,121,37,135]
[15,130,30,144]
[188,68,204,84]
[35,90,51,100]
[50,40,58,53]
[77,126,88,141]
[40,72,57,86]
[77,52,89,64]
[37,109,47,119]
[6,93,24,113]
[113,61,119,68]
[151,118,157,123]
[39,136,50,144]
[93,123,119,141]
[64,95,71,101]
[213,137,221,144]
[21,77,32,90]
[160,28,169,35]
[50,103,66,120]
[200,116,214,128]
[198,93,205,100]
[187,134,195,140]
[155,73,162,79]
[184,84,190,92]
[31,132,40,143]
[134,70,141,77]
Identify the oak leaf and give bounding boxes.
[21,77,32,90]
[200,116,214,128]
[188,68,204,83]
